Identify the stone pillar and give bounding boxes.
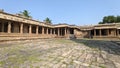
[60,28,61,36]
[2,22,4,32]
[36,26,38,34]
[46,28,48,34]
[8,22,11,33]
[99,29,101,36]
[60,28,62,36]
[94,29,96,36]
[29,25,32,34]
[107,29,109,36]
[58,28,60,36]
[66,28,68,34]
[89,30,91,38]
[66,28,70,37]
[115,29,117,36]
[68,28,70,34]
[117,29,119,36]
[50,29,52,34]
[42,27,44,34]
[54,29,55,34]
[65,28,66,36]
[118,29,120,36]
[20,23,23,34]
[67,28,70,34]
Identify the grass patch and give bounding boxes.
[54,39,74,44]
[28,56,39,62]
[99,65,106,68]
[0,61,5,66]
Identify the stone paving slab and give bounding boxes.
[0,39,120,68]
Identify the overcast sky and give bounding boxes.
[0,0,120,26]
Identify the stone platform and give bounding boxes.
[0,39,120,68]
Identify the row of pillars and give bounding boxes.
[93,29,119,36]
[1,22,69,36]
[1,22,24,34]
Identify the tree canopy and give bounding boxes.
[20,10,32,18]
[99,15,120,24]
[44,17,52,24]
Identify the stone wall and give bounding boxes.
[74,29,83,38]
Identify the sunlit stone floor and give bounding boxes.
[0,39,120,68]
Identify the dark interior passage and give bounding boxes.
[70,28,74,34]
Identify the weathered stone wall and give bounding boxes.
[109,29,116,36]
[82,31,89,38]
[0,33,56,41]
[74,29,91,38]
[74,29,83,38]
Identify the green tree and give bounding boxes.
[103,16,108,23]
[20,10,32,18]
[98,21,103,24]
[99,15,117,24]
[44,17,52,24]
[107,16,116,23]
[116,16,120,23]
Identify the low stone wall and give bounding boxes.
[0,33,56,41]
[93,36,120,40]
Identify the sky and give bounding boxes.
[0,0,120,26]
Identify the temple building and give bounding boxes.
[0,11,120,40]
[91,24,120,39]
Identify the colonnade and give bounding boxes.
[0,21,73,37]
[92,29,120,37]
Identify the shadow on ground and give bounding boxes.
[70,39,120,55]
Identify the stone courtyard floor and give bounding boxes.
[0,39,120,68]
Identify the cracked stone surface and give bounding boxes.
[0,39,120,68]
